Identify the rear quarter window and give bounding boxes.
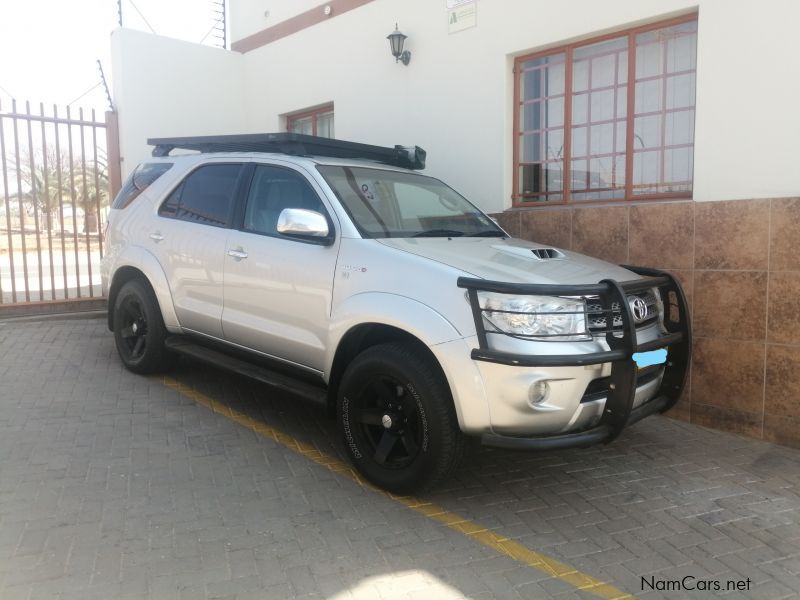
[158,164,243,228]
[111,162,174,209]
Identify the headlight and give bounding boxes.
[477,292,589,341]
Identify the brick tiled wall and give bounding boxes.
[494,199,800,448]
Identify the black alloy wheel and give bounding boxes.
[351,375,423,470]
[112,279,175,374]
[118,294,149,361]
[338,342,464,493]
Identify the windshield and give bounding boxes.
[317,165,505,238]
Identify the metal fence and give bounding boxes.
[0,100,121,312]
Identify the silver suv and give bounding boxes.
[102,133,690,493]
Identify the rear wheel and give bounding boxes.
[338,342,464,493]
[112,279,175,374]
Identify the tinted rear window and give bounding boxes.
[111,162,173,209]
[159,164,243,227]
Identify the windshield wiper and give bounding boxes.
[412,229,465,237]
[469,230,507,237]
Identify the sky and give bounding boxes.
[0,0,225,114]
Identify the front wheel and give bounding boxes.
[112,279,175,374]
[338,342,464,494]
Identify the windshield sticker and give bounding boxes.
[360,183,375,201]
[361,180,393,205]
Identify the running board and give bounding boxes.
[164,336,328,406]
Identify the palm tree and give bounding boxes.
[9,147,109,233]
[73,152,109,233]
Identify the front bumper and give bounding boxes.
[458,265,691,450]
[482,393,670,450]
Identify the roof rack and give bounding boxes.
[147,132,426,170]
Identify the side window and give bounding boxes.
[243,165,326,236]
[158,164,242,227]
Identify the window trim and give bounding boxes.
[512,12,698,207]
[286,103,334,137]
[157,162,249,229]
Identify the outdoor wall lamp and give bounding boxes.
[387,24,411,66]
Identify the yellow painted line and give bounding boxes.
[160,376,634,600]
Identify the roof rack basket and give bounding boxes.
[147,132,426,170]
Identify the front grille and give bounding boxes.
[586,291,659,333]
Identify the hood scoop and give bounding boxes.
[490,244,566,261]
[531,248,564,260]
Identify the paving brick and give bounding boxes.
[203,575,261,598]
[3,318,800,599]
[476,571,525,599]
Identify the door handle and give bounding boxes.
[227,248,248,260]
[149,232,164,242]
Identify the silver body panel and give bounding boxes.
[103,152,668,438]
[222,228,338,369]
[150,218,229,338]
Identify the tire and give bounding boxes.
[112,279,175,374]
[338,342,464,494]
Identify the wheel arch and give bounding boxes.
[325,292,485,428]
[107,266,146,330]
[328,323,445,408]
[327,293,461,388]
[106,246,180,332]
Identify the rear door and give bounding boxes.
[150,162,246,338]
[222,162,340,371]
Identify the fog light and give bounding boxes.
[529,380,550,406]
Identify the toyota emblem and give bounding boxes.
[629,297,648,322]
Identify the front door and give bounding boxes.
[222,163,340,371]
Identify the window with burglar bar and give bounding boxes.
[513,15,697,204]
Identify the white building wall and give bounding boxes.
[240,0,515,212]
[229,0,322,42]
[112,0,800,210]
[234,0,800,212]
[691,0,800,202]
[110,29,247,176]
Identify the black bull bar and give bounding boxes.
[457,266,691,450]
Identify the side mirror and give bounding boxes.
[276,208,331,243]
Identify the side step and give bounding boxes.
[164,336,328,406]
